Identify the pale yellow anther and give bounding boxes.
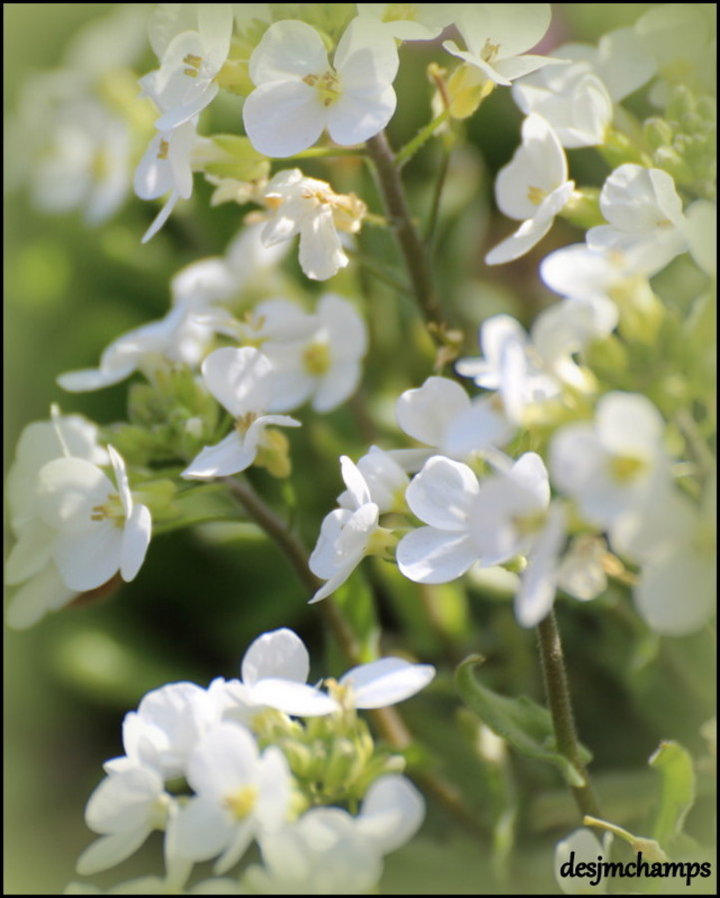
[302,341,331,376]
[511,510,548,537]
[236,411,259,435]
[302,69,342,108]
[157,139,170,160]
[482,39,501,65]
[90,492,124,526]
[527,185,547,206]
[183,53,203,78]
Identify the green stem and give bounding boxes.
[366,131,445,335]
[424,147,452,247]
[536,611,601,819]
[277,146,366,161]
[675,408,715,480]
[395,108,451,168]
[344,247,413,296]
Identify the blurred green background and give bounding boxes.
[4,4,715,894]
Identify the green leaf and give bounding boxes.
[648,740,696,847]
[455,656,591,788]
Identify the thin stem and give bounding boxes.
[675,408,715,480]
[344,247,413,296]
[536,611,601,819]
[277,146,367,161]
[366,131,445,335]
[424,148,452,248]
[222,474,487,836]
[395,108,451,168]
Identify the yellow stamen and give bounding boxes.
[302,341,331,376]
[302,69,342,107]
[527,185,547,206]
[183,53,203,78]
[90,492,124,526]
[223,785,258,820]
[157,139,169,160]
[609,455,646,483]
[236,412,259,435]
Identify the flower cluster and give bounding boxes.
[69,628,432,894]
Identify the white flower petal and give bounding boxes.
[249,679,338,716]
[53,523,124,592]
[121,504,152,582]
[397,527,479,584]
[396,376,470,449]
[182,430,252,480]
[242,628,310,686]
[6,563,76,630]
[172,797,234,864]
[357,774,425,854]
[76,828,151,877]
[340,657,435,709]
[243,81,326,158]
[249,19,329,84]
[405,456,479,530]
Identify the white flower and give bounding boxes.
[182,347,300,480]
[396,455,486,585]
[246,773,425,894]
[258,169,366,280]
[337,446,409,514]
[551,29,656,103]
[216,628,338,719]
[77,765,174,876]
[356,4,457,41]
[33,445,152,592]
[540,242,663,301]
[511,63,613,148]
[587,164,688,273]
[142,4,233,131]
[455,316,561,425]
[170,721,291,874]
[485,114,574,265]
[327,657,436,712]
[134,118,200,243]
[263,294,368,412]
[57,304,213,393]
[444,4,558,87]
[396,376,514,464]
[612,487,715,636]
[243,18,399,157]
[107,682,222,781]
[398,452,562,626]
[549,392,671,531]
[308,456,381,602]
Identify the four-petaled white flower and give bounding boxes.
[263,294,368,412]
[512,62,613,148]
[57,303,213,393]
[587,164,688,273]
[550,391,671,532]
[243,18,399,157]
[485,114,574,265]
[396,375,515,466]
[246,774,425,894]
[182,347,300,480]
[308,456,383,603]
[444,4,559,87]
[356,4,456,41]
[134,118,200,243]
[170,721,291,874]
[35,445,152,592]
[77,765,174,876]
[258,169,366,280]
[142,4,233,131]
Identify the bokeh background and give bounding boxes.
[4,4,715,893]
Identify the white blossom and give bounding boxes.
[170,721,291,874]
[587,164,689,273]
[57,304,213,393]
[243,17,398,157]
[257,169,366,280]
[142,4,233,131]
[444,4,559,87]
[134,118,200,243]
[549,392,671,532]
[356,4,457,41]
[396,375,514,463]
[262,294,368,412]
[182,347,300,480]
[485,114,574,265]
[512,63,613,148]
[308,456,382,602]
[337,446,409,515]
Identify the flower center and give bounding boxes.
[609,454,647,483]
[236,411,259,435]
[302,69,342,107]
[325,677,355,711]
[223,785,258,820]
[183,53,203,78]
[303,341,331,376]
[90,492,125,526]
[527,185,547,206]
[157,139,170,160]
[512,509,548,536]
[482,39,501,65]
